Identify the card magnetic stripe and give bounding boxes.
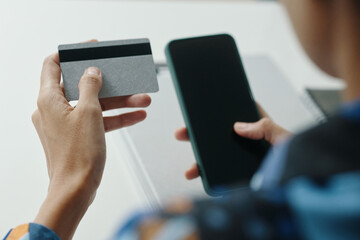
[59,43,152,63]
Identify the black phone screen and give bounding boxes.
[167,34,270,194]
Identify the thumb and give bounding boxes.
[77,67,103,107]
[234,118,276,144]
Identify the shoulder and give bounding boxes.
[283,115,360,182]
[253,115,360,190]
[290,115,360,151]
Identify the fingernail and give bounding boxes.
[235,122,249,130]
[87,67,101,76]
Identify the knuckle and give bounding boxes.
[37,92,51,110]
[36,95,47,110]
[88,105,101,116]
[78,104,102,117]
[80,75,102,87]
[260,118,272,130]
[31,110,40,124]
[42,55,53,67]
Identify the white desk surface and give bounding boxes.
[0,1,343,239]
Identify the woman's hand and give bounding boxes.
[174,105,291,180]
[32,53,151,240]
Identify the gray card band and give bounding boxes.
[59,39,159,101]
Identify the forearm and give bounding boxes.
[34,179,95,240]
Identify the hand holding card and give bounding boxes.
[58,39,159,101]
[32,52,151,240]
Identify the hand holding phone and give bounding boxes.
[166,34,274,196]
[175,105,291,180]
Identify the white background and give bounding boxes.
[0,1,342,239]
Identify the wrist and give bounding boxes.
[34,175,96,240]
[49,169,100,197]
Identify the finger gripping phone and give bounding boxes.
[165,34,270,196]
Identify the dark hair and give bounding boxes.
[354,0,360,9]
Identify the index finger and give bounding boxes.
[40,40,98,90]
[40,53,61,90]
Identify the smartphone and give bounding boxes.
[165,34,270,196]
